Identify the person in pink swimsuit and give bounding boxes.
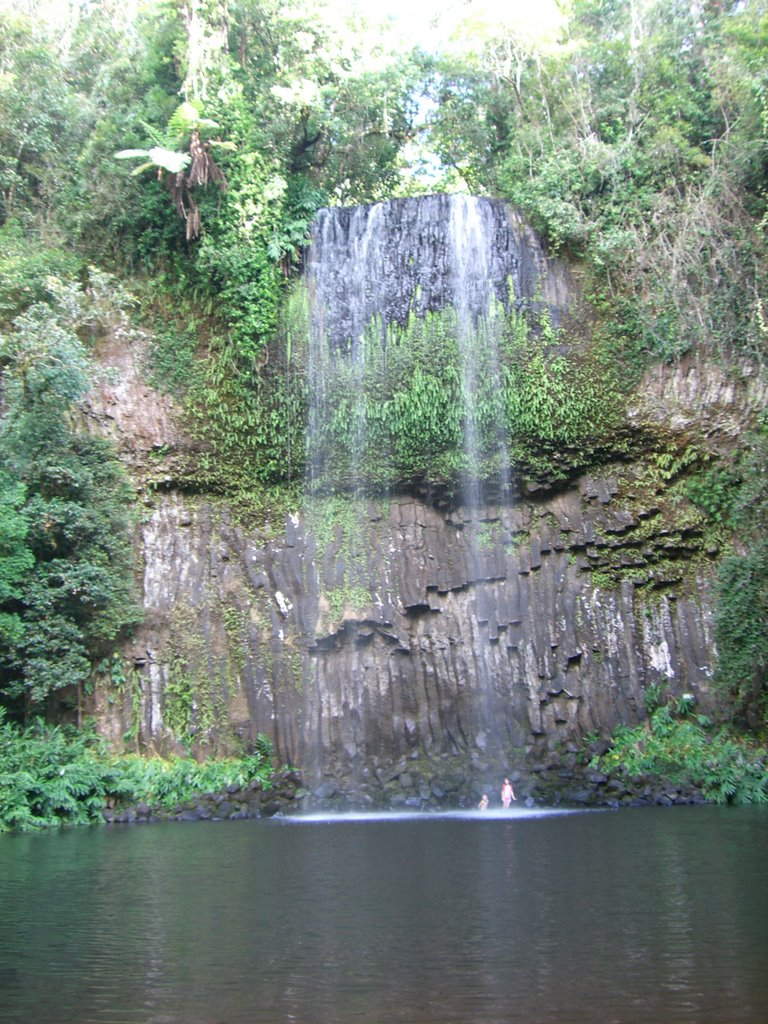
[501,778,516,808]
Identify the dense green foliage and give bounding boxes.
[425,0,768,365]
[593,700,768,805]
[0,0,766,763]
[0,709,273,831]
[705,425,768,726]
[0,276,141,714]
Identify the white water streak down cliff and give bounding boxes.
[305,194,559,495]
[303,195,568,763]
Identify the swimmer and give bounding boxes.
[501,778,516,808]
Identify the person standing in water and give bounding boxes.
[501,778,516,808]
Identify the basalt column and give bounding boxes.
[299,194,572,783]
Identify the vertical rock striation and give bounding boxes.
[308,194,571,353]
[85,195,760,805]
[99,483,718,802]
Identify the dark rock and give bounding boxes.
[564,789,593,804]
[313,782,337,800]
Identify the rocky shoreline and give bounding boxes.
[303,758,711,812]
[102,769,308,824]
[102,757,712,825]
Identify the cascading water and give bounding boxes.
[448,194,512,509]
[306,194,545,497]
[303,193,563,781]
[307,202,387,498]
[447,196,515,753]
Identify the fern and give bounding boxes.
[593,705,768,805]
[0,710,275,831]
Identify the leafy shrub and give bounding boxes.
[714,544,768,728]
[106,745,273,810]
[593,704,768,805]
[0,712,111,831]
[686,465,742,525]
[0,284,142,709]
[0,710,275,832]
[0,223,82,325]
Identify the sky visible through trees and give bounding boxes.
[0,0,766,739]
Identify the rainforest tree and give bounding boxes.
[0,276,141,717]
[0,0,766,732]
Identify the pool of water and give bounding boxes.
[1,804,766,1023]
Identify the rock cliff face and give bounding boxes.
[84,196,766,805]
[99,481,719,787]
[309,194,573,352]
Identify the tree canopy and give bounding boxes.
[0,0,766,724]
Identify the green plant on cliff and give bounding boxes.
[502,314,629,481]
[0,474,34,645]
[715,545,768,727]
[712,433,768,727]
[0,277,141,717]
[305,303,630,494]
[697,426,768,728]
[326,585,372,622]
[593,703,768,805]
[188,327,308,491]
[161,603,217,747]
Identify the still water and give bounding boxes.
[1,805,766,1024]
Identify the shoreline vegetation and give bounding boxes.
[1,708,765,834]
[1,0,766,825]
[0,711,284,832]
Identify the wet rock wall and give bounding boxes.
[94,475,718,802]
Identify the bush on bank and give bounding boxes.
[592,702,768,806]
[0,710,275,832]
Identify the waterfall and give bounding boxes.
[307,194,545,351]
[305,194,552,499]
[303,193,565,776]
[448,194,512,512]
